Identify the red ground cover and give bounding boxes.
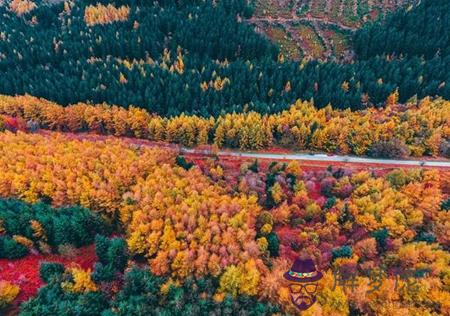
[0,245,97,312]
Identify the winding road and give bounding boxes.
[182,148,450,168]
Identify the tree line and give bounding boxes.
[1,94,448,157]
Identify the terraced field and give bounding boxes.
[249,0,418,61]
[266,25,304,60]
[289,22,328,60]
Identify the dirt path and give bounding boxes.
[352,0,358,16]
[382,0,388,17]
[248,16,357,31]
[338,0,345,19]
[325,0,333,15]
[311,20,333,57]
[290,0,302,18]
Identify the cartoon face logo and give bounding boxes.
[288,281,318,310]
[283,257,323,311]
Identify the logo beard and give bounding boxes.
[290,294,316,311]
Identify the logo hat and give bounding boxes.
[283,257,323,283]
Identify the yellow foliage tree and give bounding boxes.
[84,4,129,26]
[62,268,97,293]
[0,281,20,310]
[218,259,261,297]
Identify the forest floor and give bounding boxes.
[1,245,97,315]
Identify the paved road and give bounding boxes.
[37,130,450,168]
[182,148,450,168]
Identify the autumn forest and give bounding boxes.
[0,0,449,315]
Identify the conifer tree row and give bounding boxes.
[0,0,448,116]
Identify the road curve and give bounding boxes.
[182,148,450,168]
